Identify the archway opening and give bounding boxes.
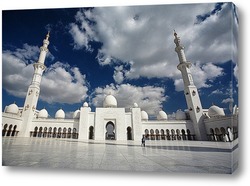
[145,129,149,140]
[2,124,8,137]
[181,129,186,140]
[6,125,13,136]
[127,127,132,140]
[89,126,94,140]
[106,122,115,140]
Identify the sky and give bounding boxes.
[2,2,239,118]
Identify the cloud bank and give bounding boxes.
[2,44,88,104]
[69,3,238,91]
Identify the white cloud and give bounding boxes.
[210,89,223,95]
[174,62,224,91]
[222,98,234,104]
[2,44,88,104]
[113,65,125,84]
[69,3,238,90]
[234,64,239,85]
[90,83,167,115]
[40,62,88,104]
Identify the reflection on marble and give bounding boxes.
[2,137,238,174]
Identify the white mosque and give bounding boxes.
[2,32,239,142]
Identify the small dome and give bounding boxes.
[55,109,65,119]
[208,105,225,117]
[83,102,89,107]
[5,103,19,114]
[103,94,117,108]
[73,109,80,119]
[157,110,168,120]
[38,109,48,118]
[133,103,138,108]
[141,110,148,121]
[176,109,186,120]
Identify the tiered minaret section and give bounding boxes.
[19,33,50,137]
[174,31,206,141]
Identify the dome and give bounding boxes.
[73,109,80,119]
[83,102,89,107]
[208,105,225,117]
[175,109,186,120]
[157,110,168,120]
[38,109,48,118]
[103,94,117,108]
[55,109,65,119]
[141,110,148,121]
[133,103,138,108]
[5,103,19,114]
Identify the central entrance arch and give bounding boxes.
[106,121,115,140]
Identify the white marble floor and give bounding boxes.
[2,137,239,174]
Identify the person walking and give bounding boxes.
[141,135,146,147]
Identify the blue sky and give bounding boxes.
[2,2,239,118]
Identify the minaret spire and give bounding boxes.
[46,31,50,40]
[173,32,206,141]
[19,33,50,137]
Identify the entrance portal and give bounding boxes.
[106,121,115,140]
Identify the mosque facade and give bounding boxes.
[2,32,239,142]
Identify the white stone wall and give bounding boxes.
[94,107,127,140]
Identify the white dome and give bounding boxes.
[73,109,80,119]
[83,102,88,107]
[157,110,168,120]
[55,109,65,119]
[141,110,148,121]
[103,94,117,108]
[133,103,138,108]
[175,109,186,120]
[5,103,19,114]
[38,109,48,118]
[208,105,225,117]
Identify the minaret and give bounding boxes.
[19,32,50,137]
[174,31,206,141]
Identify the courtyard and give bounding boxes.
[2,137,238,174]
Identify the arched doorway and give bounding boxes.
[150,129,155,140]
[155,129,160,140]
[57,127,62,138]
[11,125,17,136]
[62,127,67,138]
[52,127,57,138]
[89,126,94,139]
[6,125,13,136]
[171,129,176,140]
[127,127,132,140]
[33,127,38,137]
[176,129,181,140]
[145,129,149,139]
[38,127,43,137]
[106,121,115,140]
[160,129,165,140]
[166,129,170,140]
[2,124,8,137]
[210,128,215,141]
[43,127,47,138]
[67,128,72,138]
[181,129,186,140]
[73,128,78,139]
[48,127,52,138]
